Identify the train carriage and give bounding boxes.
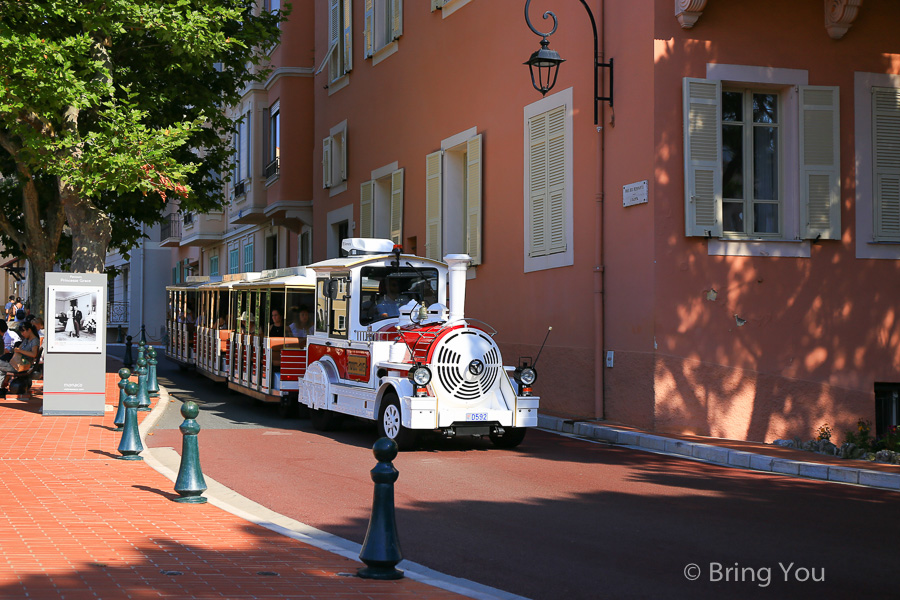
[165,277,211,368]
[225,267,316,406]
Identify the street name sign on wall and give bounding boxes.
[623,180,649,207]
[43,272,107,416]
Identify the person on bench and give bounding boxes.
[0,322,40,396]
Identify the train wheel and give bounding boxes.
[377,394,416,451]
[489,427,527,449]
[310,406,340,431]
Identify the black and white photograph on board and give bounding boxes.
[46,286,104,353]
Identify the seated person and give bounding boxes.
[1,320,19,356]
[288,306,313,343]
[269,308,285,337]
[375,278,403,319]
[31,318,45,354]
[0,322,40,395]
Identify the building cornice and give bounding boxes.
[676,0,864,39]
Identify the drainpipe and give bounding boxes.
[594,0,607,420]
[140,223,145,339]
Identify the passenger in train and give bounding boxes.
[288,306,313,342]
[375,278,403,318]
[270,308,285,337]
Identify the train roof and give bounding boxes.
[231,266,316,288]
[308,253,447,272]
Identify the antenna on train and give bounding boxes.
[532,326,553,368]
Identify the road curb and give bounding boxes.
[538,415,900,491]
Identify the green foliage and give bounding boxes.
[0,0,289,262]
[843,419,873,451]
[815,423,832,442]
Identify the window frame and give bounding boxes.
[685,64,840,258]
[523,87,574,273]
[323,120,348,196]
[360,162,404,244]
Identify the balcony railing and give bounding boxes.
[160,213,182,242]
[107,301,129,324]
[264,158,280,180]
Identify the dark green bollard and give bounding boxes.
[136,358,151,411]
[123,335,134,368]
[113,368,131,431]
[147,347,159,398]
[140,324,147,344]
[357,438,404,580]
[174,401,207,504]
[137,340,146,364]
[117,381,143,460]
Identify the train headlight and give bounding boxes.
[409,365,432,386]
[518,366,537,386]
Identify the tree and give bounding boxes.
[0,0,287,318]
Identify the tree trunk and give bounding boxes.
[60,186,113,274]
[26,253,56,322]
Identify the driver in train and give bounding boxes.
[375,277,403,319]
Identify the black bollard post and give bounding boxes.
[140,324,147,344]
[174,401,208,504]
[136,358,151,411]
[113,368,131,431]
[123,335,134,369]
[147,347,160,398]
[357,438,404,580]
[117,381,143,460]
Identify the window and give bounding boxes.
[360,164,404,244]
[425,128,482,264]
[524,88,573,273]
[873,87,900,242]
[327,204,354,258]
[875,383,900,437]
[264,102,280,180]
[364,0,402,60]
[243,240,254,273]
[123,267,129,301]
[108,276,114,303]
[233,112,251,196]
[300,230,311,265]
[229,245,240,274]
[323,121,348,194]
[683,68,839,248]
[320,0,352,86]
[209,254,219,277]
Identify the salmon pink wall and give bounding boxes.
[602,0,900,441]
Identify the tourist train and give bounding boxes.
[165,238,539,449]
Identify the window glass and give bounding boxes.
[358,266,439,326]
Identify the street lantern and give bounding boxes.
[524,36,565,96]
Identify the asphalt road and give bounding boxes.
[118,347,900,600]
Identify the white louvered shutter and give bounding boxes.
[425,151,443,260]
[528,110,549,257]
[342,0,353,74]
[360,180,374,238]
[390,168,404,245]
[466,134,483,264]
[364,0,374,58]
[329,0,341,81]
[683,78,723,237]
[322,137,332,189]
[391,0,403,40]
[339,131,347,181]
[547,108,566,254]
[800,86,841,240]
[874,87,900,242]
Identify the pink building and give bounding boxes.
[149,0,900,443]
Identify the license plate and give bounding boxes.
[466,412,488,421]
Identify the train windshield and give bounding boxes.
[358,266,439,326]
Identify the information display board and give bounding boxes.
[43,272,107,416]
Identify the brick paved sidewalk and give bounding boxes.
[0,372,465,600]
